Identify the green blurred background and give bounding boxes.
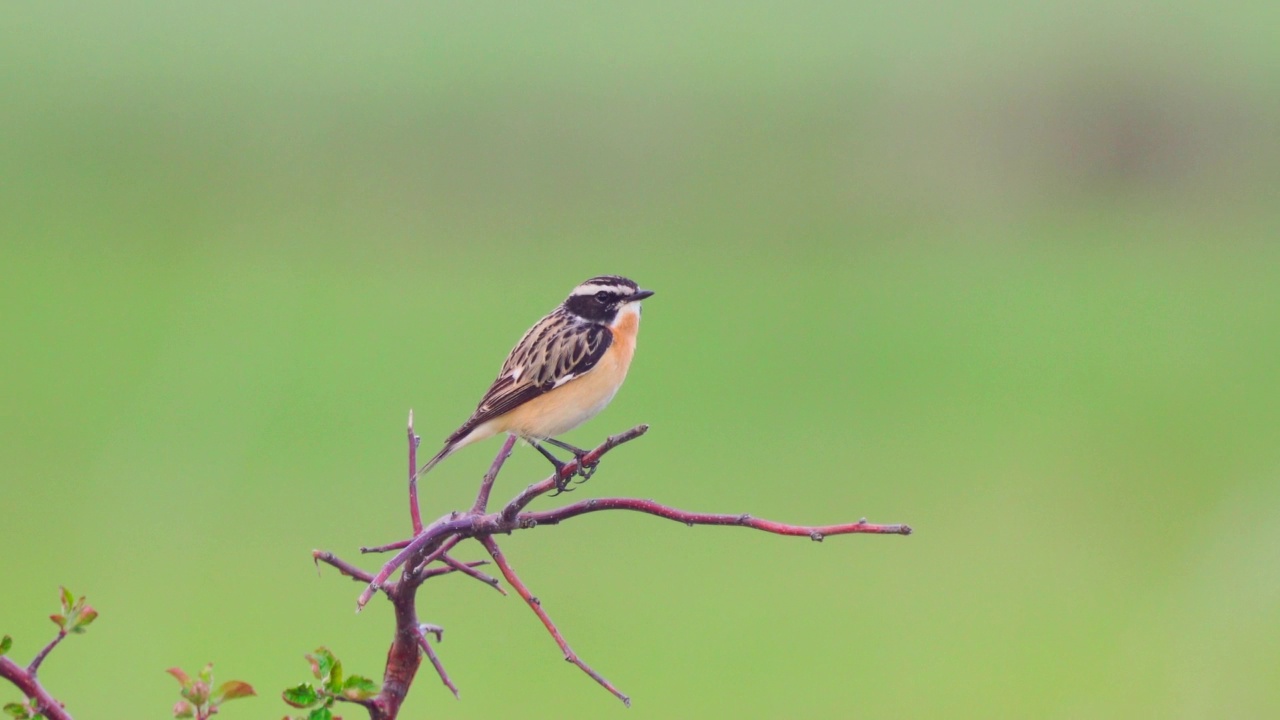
[3,2,1279,717]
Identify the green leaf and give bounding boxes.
[166,667,194,691]
[59,587,73,616]
[212,679,256,703]
[342,675,379,701]
[48,614,65,630]
[0,635,11,655]
[282,683,320,708]
[198,662,214,685]
[306,647,336,681]
[323,659,343,693]
[307,706,333,720]
[3,702,28,719]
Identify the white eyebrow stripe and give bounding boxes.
[571,282,631,296]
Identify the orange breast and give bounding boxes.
[611,308,638,356]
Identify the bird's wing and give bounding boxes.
[444,316,612,445]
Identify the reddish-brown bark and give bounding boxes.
[314,418,911,718]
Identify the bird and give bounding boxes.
[418,275,654,492]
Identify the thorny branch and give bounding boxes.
[312,413,911,718]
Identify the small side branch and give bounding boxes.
[521,499,913,538]
[440,554,507,595]
[27,630,67,678]
[419,559,490,581]
[479,536,631,707]
[407,411,423,536]
[0,656,72,720]
[314,550,377,584]
[361,539,411,554]
[472,434,517,514]
[414,626,459,699]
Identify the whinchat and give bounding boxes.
[419,275,654,490]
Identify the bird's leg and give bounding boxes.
[530,440,576,494]
[544,437,599,483]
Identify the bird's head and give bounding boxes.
[563,275,654,324]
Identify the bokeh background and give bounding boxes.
[3,2,1279,717]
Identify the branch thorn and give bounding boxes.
[419,624,444,643]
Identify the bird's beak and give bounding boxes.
[627,289,655,302]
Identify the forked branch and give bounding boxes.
[0,657,72,720]
[311,414,911,718]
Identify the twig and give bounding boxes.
[521,500,913,538]
[472,434,517,514]
[479,536,631,707]
[332,693,378,711]
[414,626,458,699]
[419,559,490,581]
[360,539,411,554]
[407,411,423,536]
[27,630,67,678]
[409,534,467,578]
[439,554,507,595]
[314,550,377,584]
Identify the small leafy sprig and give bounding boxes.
[167,663,255,719]
[2,697,41,720]
[282,647,379,720]
[47,587,97,638]
[2,587,98,720]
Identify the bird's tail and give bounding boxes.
[412,443,454,484]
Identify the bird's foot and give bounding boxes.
[543,439,598,492]
[571,450,599,483]
[548,458,576,496]
[548,454,598,496]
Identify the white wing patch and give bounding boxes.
[551,372,580,388]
